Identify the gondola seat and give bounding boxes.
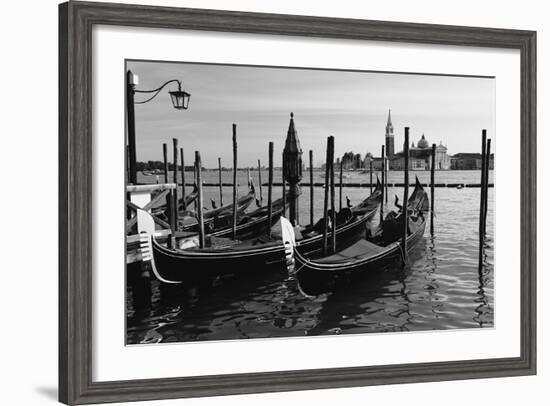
[315,239,388,264]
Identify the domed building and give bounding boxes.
[389,132,450,171]
[417,134,429,149]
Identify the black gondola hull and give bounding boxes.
[152,240,287,283]
[295,219,425,296]
[150,189,381,284]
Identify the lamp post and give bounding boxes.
[126,69,191,185]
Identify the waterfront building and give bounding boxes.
[339,151,364,170]
[389,133,451,171]
[451,153,494,170]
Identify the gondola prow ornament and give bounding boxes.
[280,217,297,275]
[282,112,303,226]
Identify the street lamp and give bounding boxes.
[169,85,191,110]
[126,70,191,184]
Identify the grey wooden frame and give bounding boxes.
[59,1,537,404]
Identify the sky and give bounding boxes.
[128,60,495,168]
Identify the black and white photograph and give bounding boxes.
[125,60,495,344]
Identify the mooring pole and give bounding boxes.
[402,128,410,264]
[330,140,336,254]
[268,142,274,235]
[172,138,178,217]
[195,151,205,248]
[483,138,492,234]
[380,145,385,224]
[369,160,373,194]
[322,137,331,255]
[282,153,287,217]
[478,130,487,272]
[339,160,343,211]
[163,143,173,246]
[309,149,314,226]
[163,143,169,184]
[180,148,186,211]
[193,157,197,211]
[232,124,238,240]
[430,143,436,236]
[218,157,223,207]
[257,159,263,204]
[384,156,388,203]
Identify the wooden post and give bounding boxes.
[380,145,385,224]
[430,143,436,235]
[384,157,388,203]
[478,130,487,272]
[193,157,197,211]
[282,153,286,217]
[268,142,274,235]
[180,148,186,211]
[126,145,131,184]
[232,124,238,240]
[162,143,169,183]
[483,138,492,234]
[330,140,336,254]
[247,167,251,188]
[369,160,373,194]
[309,149,314,226]
[322,137,332,255]
[163,143,174,247]
[402,128,410,264]
[217,157,223,207]
[172,138,178,218]
[195,151,205,248]
[339,160,343,211]
[257,159,263,203]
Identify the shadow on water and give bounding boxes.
[474,235,494,327]
[301,239,427,337]
[424,235,444,324]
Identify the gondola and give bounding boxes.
[209,196,288,239]
[151,184,199,217]
[291,177,428,296]
[147,182,382,284]
[178,184,258,233]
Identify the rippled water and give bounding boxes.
[126,170,494,344]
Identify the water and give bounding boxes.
[127,170,494,344]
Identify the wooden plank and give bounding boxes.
[126,183,176,193]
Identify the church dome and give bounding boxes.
[417,134,429,149]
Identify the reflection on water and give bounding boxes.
[127,170,494,344]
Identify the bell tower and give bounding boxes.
[385,109,395,158]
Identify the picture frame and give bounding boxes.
[58,1,536,404]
